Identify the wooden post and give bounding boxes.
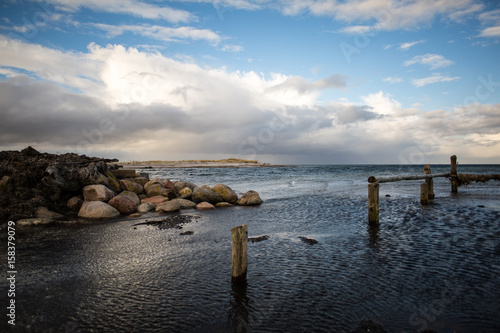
[450,155,458,193]
[368,182,379,224]
[420,183,429,205]
[231,224,248,283]
[423,164,435,199]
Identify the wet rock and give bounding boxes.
[299,236,318,245]
[180,230,194,235]
[236,190,263,206]
[82,184,115,202]
[117,191,141,207]
[174,181,197,192]
[36,207,64,219]
[108,196,136,215]
[212,184,238,204]
[107,176,121,193]
[137,202,155,213]
[78,201,120,219]
[197,202,215,210]
[67,196,84,211]
[156,200,181,213]
[144,180,175,199]
[133,176,149,187]
[249,235,270,243]
[215,202,233,207]
[120,179,144,194]
[16,217,55,226]
[192,186,223,205]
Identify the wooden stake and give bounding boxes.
[423,164,435,199]
[420,183,429,205]
[450,155,458,193]
[368,182,379,224]
[231,224,248,283]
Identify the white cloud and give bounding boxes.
[411,75,460,87]
[399,40,425,50]
[42,0,194,23]
[221,44,244,52]
[93,24,222,44]
[404,54,454,70]
[479,26,500,37]
[337,25,372,34]
[383,76,403,84]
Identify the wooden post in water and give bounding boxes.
[450,155,458,193]
[231,224,248,283]
[420,183,429,205]
[368,182,379,224]
[423,164,435,199]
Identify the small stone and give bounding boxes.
[67,196,84,211]
[196,202,215,210]
[215,202,233,207]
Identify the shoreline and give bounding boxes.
[116,160,290,169]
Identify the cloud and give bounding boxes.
[267,74,348,94]
[221,44,244,52]
[399,40,425,50]
[93,23,222,44]
[383,76,403,84]
[404,54,454,70]
[479,26,500,37]
[41,0,194,23]
[337,25,372,34]
[411,75,460,87]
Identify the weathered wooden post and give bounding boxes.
[420,183,429,205]
[423,164,434,199]
[368,182,379,224]
[231,224,248,283]
[450,155,458,193]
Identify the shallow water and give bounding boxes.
[2,165,500,332]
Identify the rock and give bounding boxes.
[137,202,155,213]
[144,180,175,198]
[156,200,181,213]
[141,195,169,205]
[174,181,197,192]
[179,187,192,199]
[0,175,10,193]
[169,198,197,209]
[95,172,110,187]
[196,202,215,210]
[249,235,270,243]
[111,169,136,178]
[36,207,64,219]
[133,176,149,187]
[16,217,55,226]
[82,184,115,202]
[129,213,141,218]
[120,179,144,194]
[215,202,233,207]
[299,236,318,245]
[107,176,121,193]
[192,186,223,205]
[212,184,238,204]
[117,191,141,206]
[78,201,120,219]
[236,190,263,206]
[108,196,136,215]
[180,230,194,235]
[67,196,84,211]
[201,185,211,190]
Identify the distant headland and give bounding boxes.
[115,158,288,169]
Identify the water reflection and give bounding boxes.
[368,223,380,247]
[228,281,250,332]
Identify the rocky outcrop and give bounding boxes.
[82,185,115,202]
[192,186,223,205]
[212,184,238,204]
[78,201,120,219]
[236,190,263,206]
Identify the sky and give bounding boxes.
[0,0,499,164]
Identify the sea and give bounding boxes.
[2,164,500,332]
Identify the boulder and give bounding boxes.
[117,191,141,206]
[215,202,233,207]
[156,200,181,213]
[144,180,175,198]
[137,202,155,213]
[78,201,120,219]
[120,179,144,194]
[170,198,197,209]
[111,169,136,179]
[108,196,136,215]
[95,172,110,187]
[141,195,169,205]
[197,202,215,210]
[134,176,149,187]
[174,181,197,192]
[67,196,84,211]
[191,186,223,205]
[236,190,263,206]
[179,187,192,199]
[107,176,121,193]
[36,206,64,219]
[82,184,115,202]
[212,184,238,204]
[201,185,211,190]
